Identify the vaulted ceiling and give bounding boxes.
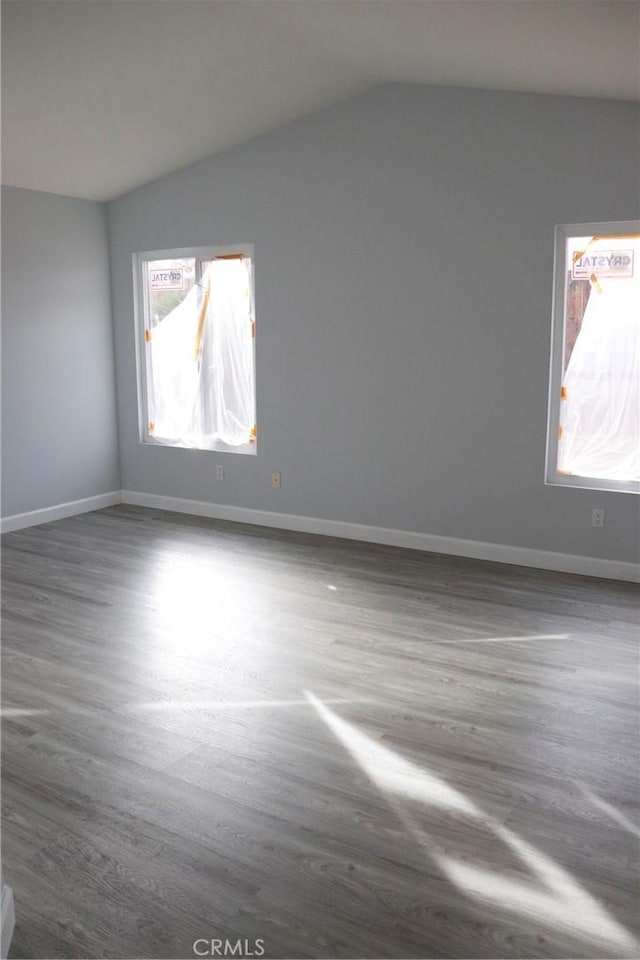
[3,0,639,201]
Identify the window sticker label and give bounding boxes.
[572,250,634,279]
[149,267,184,290]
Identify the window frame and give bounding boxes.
[133,244,256,456]
[544,220,640,495]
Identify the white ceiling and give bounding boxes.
[2,0,639,202]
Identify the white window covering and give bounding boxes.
[557,236,640,482]
[147,257,255,448]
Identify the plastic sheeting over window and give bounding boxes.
[557,235,640,483]
[144,256,255,450]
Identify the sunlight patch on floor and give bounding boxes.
[431,633,570,645]
[440,823,638,953]
[305,691,639,956]
[124,696,371,713]
[577,781,640,839]
[304,689,479,817]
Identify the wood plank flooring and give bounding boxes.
[1,504,639,959]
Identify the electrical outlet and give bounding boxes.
[216,464,224,481]
[272,471,281,489]
[592,508,605,528]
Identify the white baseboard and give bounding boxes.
[1,883,15,960]
[2,487,636,581]
[120,490,639,583]
[0,491,122,534]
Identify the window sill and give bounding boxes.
[545,473,639,495]
[141,437,256,456]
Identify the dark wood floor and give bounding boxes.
[2,505,639,960]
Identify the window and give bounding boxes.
[134,246,256,453]
[545,222,639,493]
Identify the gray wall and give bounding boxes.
[108,84,640,563]
[2,187,120,516]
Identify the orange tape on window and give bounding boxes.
[145,329,152,342]
[572,237,595,264]
[561,386,567,400]
[558,425,563,439]
[193,277,212,362]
